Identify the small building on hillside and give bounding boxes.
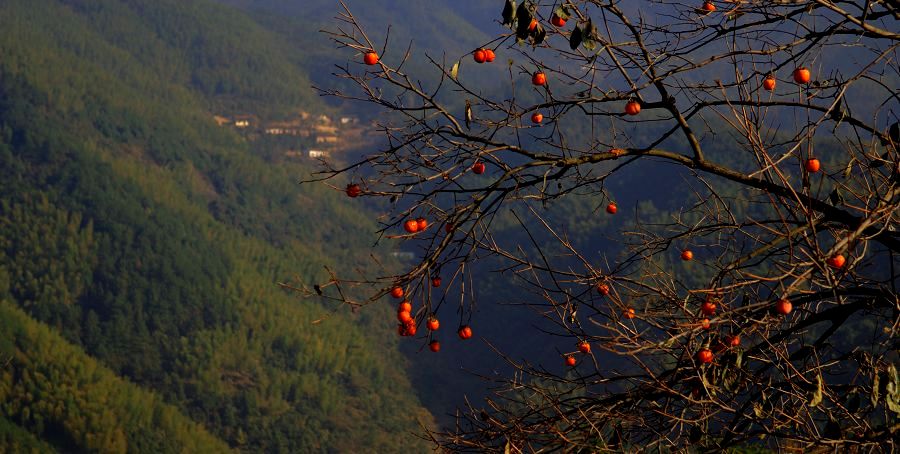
[314,124,338,135]
[233,115,257,129]
[264,120,307,136]
[316,136,338,144]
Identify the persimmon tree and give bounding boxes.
[303,0,899,450]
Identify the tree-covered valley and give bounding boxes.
[0,0,442,451]
[1,0,897,451]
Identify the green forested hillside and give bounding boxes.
[0,301,233,453]
[0,415,57,454]
[0,0,432,451]
[214,0,497,114]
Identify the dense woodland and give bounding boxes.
[0,0,435,451]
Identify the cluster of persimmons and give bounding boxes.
[349,26,839,366]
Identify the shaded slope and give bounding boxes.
[0,301,233,453]
[0,0,434,451]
